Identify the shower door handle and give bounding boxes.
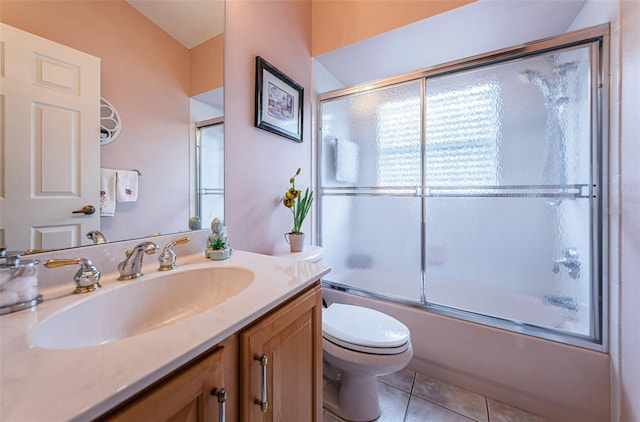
[253,353,268,413]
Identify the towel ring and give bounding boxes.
[100,97,122,146]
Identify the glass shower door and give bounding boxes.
[423,45,600,338]
[197,121,225,225]
[320,81,423,302]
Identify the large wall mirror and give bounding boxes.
[0,0,224,252]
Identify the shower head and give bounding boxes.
[519,69,552,99]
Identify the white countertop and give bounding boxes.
[0,248,330,421]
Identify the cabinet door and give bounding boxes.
[240,283,323,422]
[103,346,228,422]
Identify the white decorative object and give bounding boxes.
[206,217,232,260]
[100,97,122,146]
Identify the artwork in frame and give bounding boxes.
[255,56,304,143]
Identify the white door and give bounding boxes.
[1,23,100,251]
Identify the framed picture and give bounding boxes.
[255,56,304,143]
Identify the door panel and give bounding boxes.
[0,23,100,250]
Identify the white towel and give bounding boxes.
[336,139,358,183]
[100,168,116,216]
[116,170,139,202]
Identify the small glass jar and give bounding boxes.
[0,251,42,315]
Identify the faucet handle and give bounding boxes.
[158,237,190,271]
[44,258,101,294]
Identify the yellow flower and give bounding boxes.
[282,168,313,234]
[283,197,294,208]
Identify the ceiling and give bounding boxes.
[126,0,224,49]
[315,0,588,89]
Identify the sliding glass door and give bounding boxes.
[318,27,607,346]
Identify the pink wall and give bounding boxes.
[225,0,313,255]
[1,1,191,242]
[311,0,475,57]
[190,34,224,97]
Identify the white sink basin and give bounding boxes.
[31,265,254,349]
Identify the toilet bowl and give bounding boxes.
[276,246,413,422]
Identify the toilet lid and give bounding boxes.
[322,304,410,350]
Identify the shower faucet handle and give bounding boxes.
[553,248,581,279]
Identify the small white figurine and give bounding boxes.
[206,217,232,260]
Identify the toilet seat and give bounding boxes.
[322,303,410,355]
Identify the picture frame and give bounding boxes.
[255,56,304,143]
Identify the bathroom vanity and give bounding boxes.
[102,284,322,421]
[0,237,329,422]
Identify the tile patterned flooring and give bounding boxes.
[323,369,551,422]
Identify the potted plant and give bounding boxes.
[283,168,313,252]
[207,237,232,260]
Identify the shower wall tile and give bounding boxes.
[608,173,622,250]
[610,355,622,422]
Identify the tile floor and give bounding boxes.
[323,369,551,422]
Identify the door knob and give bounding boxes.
[72,205,96,215]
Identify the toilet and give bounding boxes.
[277,246,413,422]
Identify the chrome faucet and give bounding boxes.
[44,258,102,294]
[553,247,581,279]
[117,241,159,281]
[86,230,108,244]
[158,237,190,271]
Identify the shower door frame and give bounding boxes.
[316,24,610,351]
[195,117,225,225]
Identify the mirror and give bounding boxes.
[0,0,224,252]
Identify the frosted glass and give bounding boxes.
[321,80,422,187]
[199,124,224,190]
[425,196,592,336]
[318,41,600,342]
[199,194,224,226]
[425,47,592,187]
[321,195,422,302]
[198,123,224,223]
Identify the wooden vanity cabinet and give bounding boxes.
[240,283,323,421]
[99,281,321,422]
[101,335,238,422]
